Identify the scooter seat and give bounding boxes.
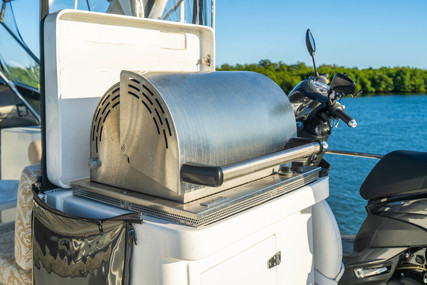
[360,150,427,200]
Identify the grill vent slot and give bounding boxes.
[127,77,173,149]
[92,85,120,155]
[142,92,153,105]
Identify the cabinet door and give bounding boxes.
[192,236,277,285]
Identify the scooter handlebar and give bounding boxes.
[332,107,357,128]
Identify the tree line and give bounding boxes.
[2,65,40,90]
[217,60,427,95]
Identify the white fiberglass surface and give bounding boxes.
[129,178,329,284]
[44,10,214,187]
[43,175,329,284]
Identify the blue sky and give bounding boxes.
[7,0,427,70]
[215,0,427,69]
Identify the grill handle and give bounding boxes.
[180,141,326,187]
[180,163,224,187]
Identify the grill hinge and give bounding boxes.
[201,54,211,66]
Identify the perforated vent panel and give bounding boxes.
[127,78,173,149]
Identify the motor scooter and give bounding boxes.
[288,29,427,285]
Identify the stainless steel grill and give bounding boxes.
[89,71,311,203]
[77,70,327,225]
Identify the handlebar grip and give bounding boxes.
[333,108,357,128]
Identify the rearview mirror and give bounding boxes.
[330,73,356,95]
[305,29,318,77]
[306,29,316,56]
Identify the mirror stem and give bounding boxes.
[311,55,319,78]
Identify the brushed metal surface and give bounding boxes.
[91,71,297,202]
[121,71,295,201]
[74,167,321,227]
[90,84,176,201]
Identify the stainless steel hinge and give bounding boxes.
[201,54,211,66]
[268,251,281,269]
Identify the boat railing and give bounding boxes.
[326,149,383,159]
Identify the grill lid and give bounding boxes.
[90,71,297,203]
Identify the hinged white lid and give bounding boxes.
[43,9,214,187]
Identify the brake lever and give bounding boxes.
[351,90,363,98]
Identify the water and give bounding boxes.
[325,94,427,235]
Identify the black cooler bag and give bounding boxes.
[32,192,142,285]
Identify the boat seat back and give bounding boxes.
[0,164,41,285]
[360,151,427,200]
[15,164,41,270]
[312,200,344,283]
[0,221,31,284]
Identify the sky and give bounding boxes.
[5,0,427,70]
[215,0,427,69]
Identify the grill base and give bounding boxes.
[72,167,321,227]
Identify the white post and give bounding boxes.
[74,0,78,9]
[211,0,215,29]
[137,0,144,18]
[179,0,185,22]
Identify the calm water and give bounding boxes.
[325,94,427,235]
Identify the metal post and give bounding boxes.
[326,149,383,159]
[211,0,215,29]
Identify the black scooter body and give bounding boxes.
[290,30,427,285]
[339,151,427,285]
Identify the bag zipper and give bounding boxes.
[32,187,143,226]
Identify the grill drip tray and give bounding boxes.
[72,167,321,228]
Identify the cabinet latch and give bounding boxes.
[268,251,281,269]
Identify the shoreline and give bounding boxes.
[217,61,427,95]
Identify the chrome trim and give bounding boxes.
[348,119,357,128]
[222,142,323,181]
[354,266,388,279]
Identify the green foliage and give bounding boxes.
[217,61,427,95]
